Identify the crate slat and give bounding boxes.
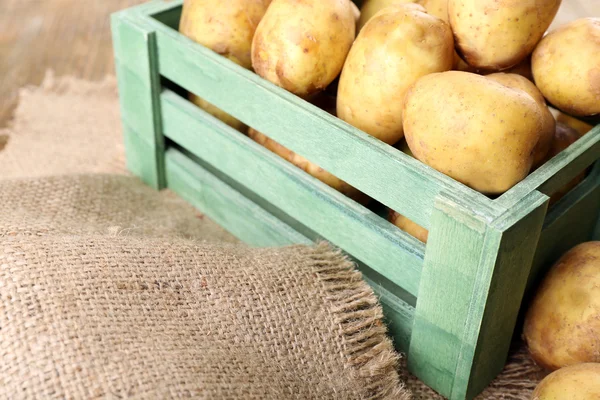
[145,18,501,229]
[165,147,311,246]
[497,126,600,207]
[160,89,425,297]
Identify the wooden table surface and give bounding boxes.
[0,0,598,129]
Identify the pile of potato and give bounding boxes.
[178,1,600,395]
[179,0,598,245]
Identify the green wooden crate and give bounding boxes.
[111,1,600,398]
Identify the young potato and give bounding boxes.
[545,122,585,205]
[532,363,600,400]
[455,56,534,82]
[403,71,544,194]
[247,128,369,204]
[416,0,447,21]
[388,210,428,243]
[486,73,555,169]
[532,18,600,117]
[524,242,600,370]
[251,0,355,97]
[337,4,454,145]
[357,0,415,31]
[180,0,271,130]
[553,109,594,137]
[449,0,561,70]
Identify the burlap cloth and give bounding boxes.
[0,74,547,399]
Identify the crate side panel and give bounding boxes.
[122,125,162,189]
[498,126,600,207]
[160,90,424,297]
[165,148,311,247]
[150,26,500,228]
[530,163,600,292]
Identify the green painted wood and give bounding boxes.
[145,18,500,229]
[166,146,415,351]
[111,13,165,189]
[165,147,311,247]
[529,162,600,292]
[160,89,425,297]
[497,125,600,208]
[408,191,547,399]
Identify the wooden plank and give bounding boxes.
[145,19,500,229]
[529,162,600,292]
[111,12,165,189]
[160,89,425,297]
[165,147,311,247]
[409,191,547,399]
[497,125,600,207]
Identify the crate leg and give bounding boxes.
[408,191,548,399]
[111,14,165,189]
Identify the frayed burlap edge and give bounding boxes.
[307,242,411,400]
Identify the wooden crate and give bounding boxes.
[111,1,600,398]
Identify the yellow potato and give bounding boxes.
[251,0,355,97]
[486,73,555,169]
[180,0,271,69]
[180,0,270,130]
[524,241,600,370]
[388,210,428,243]
[532,363,600,400]
[357,0,415,31]
[449,0,561,70]
[554,110,594,137]
[545,122,585,205]
[532,18,600,117]
[188,95,246,131]
[247,128,368,204]
[403,71,544,194]
[454,56,534,82]
[416,0,447,21]
[337,4,454,145]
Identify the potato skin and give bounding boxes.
[388,210,428,243]
[180,0,271,70]
[416,0,447,21]
[532,363,600,400]
[251,0,355,97]
[524,242,600,370]
[247,128,368,204]
[546,122,585,205]
[357,0,415,31]
[486,73,555,169]
[189,94,246,131]
[337,4,454,145]
[449,0,561,70]
[554,110,594,137]
[532,18,600,117]
[403,71,543,194]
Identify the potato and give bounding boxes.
[546,123,585,205]
[357,0,415,31]
[180,0,271,69]
[416,0,447,21]
[188,95,246,131]
[247,128,368,204]
[455,56,534,82]
[388,210,428,243]
[403,71,544,194]
[337,4,454,145]
[251,0,355,97]
[554,110,594,137]
[532,364,600,399]
[449,0,561,70]
[486,73,555,169]
[532,18,600,117]
[524,241,600,370]
[180,0,270,130]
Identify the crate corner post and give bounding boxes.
[407,190,548,399]
[111,9,166,190]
